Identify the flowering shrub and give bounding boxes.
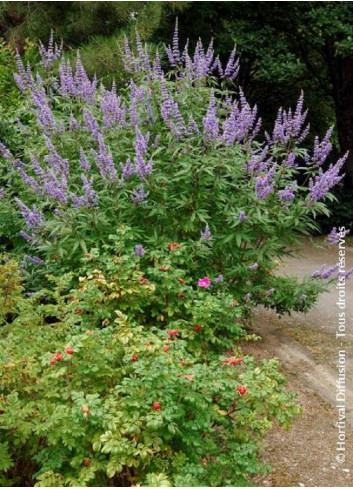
[0,25,349,487]
[0,26,347,311]
[0,256,300,487]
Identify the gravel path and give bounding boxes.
[277,236,353,340]
[242,237,353,486]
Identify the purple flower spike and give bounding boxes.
[309,153,347,202]
[312,263,339,279]
[39,30,63,68]
[269,92,309,145]
[132,244,146,257]
[91,135,117,182]
[203,91,219,141]
[339,268,353,280]
[71,176,98,209]
[311,127,333,167]
[278,182,297,201]
[239,211,247,222]
[327,227,350,245]
[15,199,44,233]
[214,274,224,283]
[0,142,12,160]
[134,128,153,179]
[131,184,148,205]
[25,255,45,265]
[201,224,212,242]
[255,165,277,200]
[79,148,91,173]
[186,115,200,135]
[223,46,240,81]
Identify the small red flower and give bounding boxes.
[237,386,247,395]
[159,266,169,271]
[50,359,56,365]
[224,357,243,366]
[132,354,138,362]
[82,406,89,414]
[53,352,63,361]
[65,347,74,355]
[75,308,84,315]
[140,277,149,284]
[178,278,186,284]
[153,402,161,411]
[193,325,203,332]
[83,459,91,467]
[214,396,221,403]
[164,345,169,353]
[167,329,179,337]
[167,242,181,251]
[180,360,186,366]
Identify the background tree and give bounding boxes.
[0,2,188,79]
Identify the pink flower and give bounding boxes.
[197,277,211,288]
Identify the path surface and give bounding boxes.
[276,236,353,340]
[243,237,353,486]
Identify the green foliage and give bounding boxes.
[0,254,300,487]
[0,257,23,317]
[3,43,329,314]
[317,187,353,234]
[0,38,38,160]
[0,23,340,487]
[0,2,187,52]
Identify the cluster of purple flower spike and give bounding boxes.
[0,24,348,265]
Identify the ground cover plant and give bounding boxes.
[0,26,350,487]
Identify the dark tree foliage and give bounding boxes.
[0,2,187,45]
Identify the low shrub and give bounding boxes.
[0,255,300,487]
